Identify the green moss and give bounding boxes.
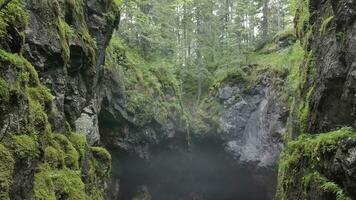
[34,164,86,200]
[113,0,123,7]
[0,78,10,101]
[336,31,346,43]
[26,87,52,138]
[68,132,87,159]
[0,144,15,200]
[84,147,111,199]
[106,37,182,124]
[299,86,314,132]
[303,172,351,200]
[247,41,304,102]
[90,147,111,165]
[52,169,87,200]
[277,128,356,200]
[53,134,80,170]
[26,86,54,108]
[0,3,110,199]
[11,134,39,159]
[295,0,310,38]
[0,0,28,46]
[0,49,40,86]
[56,18,72,62]
[33,165,56,200]
[320,16,334,36]
[66,0,97,67]
[106,0,121,25]
[44,146,64,168]
[274,28,296,41]
[90,147,111,178]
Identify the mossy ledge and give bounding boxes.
[276,128,355,200]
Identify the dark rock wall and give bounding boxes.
[306,0,356,133]
[276,0,356,199]
[23,0,120,144]
[219,79,287,168]
[0,0,119,199]
[216,71,288,199]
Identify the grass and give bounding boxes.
[247,41,304,102]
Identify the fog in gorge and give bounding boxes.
[108,136,276,200]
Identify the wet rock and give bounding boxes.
[75,102,100,145]
[219,83,287,168]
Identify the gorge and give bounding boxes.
[0,0,356,200]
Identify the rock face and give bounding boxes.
[23,0,120,144]
[219,80,287,168]
[212,72,288,199]
[276,0,356,199]
[304,0,356,133]
[0,1,119,199]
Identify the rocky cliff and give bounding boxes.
[0,0,119,199]
[100,24,298,199]
[276,0,356,199]
[212,65,289,199]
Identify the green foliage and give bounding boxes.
[0,78,10,101]
[0,144,15,200]
[320,16,334,36]
[26,86,54,108]
[299,86,314,132]
[0,2,112,199]
[53,134,80,170]
[303,172,351,200]
[90,147,111,178]
[68,132,87,159]
[44,146,64,168]
[0,49,40,86]
[0,0,28,45]
[11,134,39,159]
[295,0,310,38]
[336,31,346,43]
[47,0,97,66]
[106,37,182,124]
[277,128,356,200]
[248,40,304,102]
[84,147,112,199]
[211,67,247,90]
[34,164,87,200]
[273,28,296,41]
[56,18,72,62]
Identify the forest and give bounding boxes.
[0,0,355,200]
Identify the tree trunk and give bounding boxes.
[262,0,269,39]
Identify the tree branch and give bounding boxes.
[0,0,13,11]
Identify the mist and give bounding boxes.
[110,137,276,200]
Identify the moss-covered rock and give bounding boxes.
[0,0,28,52]
[53,134,80,170]
[0,2,117,199]
[276,128,355,200]
[0,144,15,200]
[11,134,40,160]
[34,164,87,200]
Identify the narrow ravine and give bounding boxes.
[2,0,356,200]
